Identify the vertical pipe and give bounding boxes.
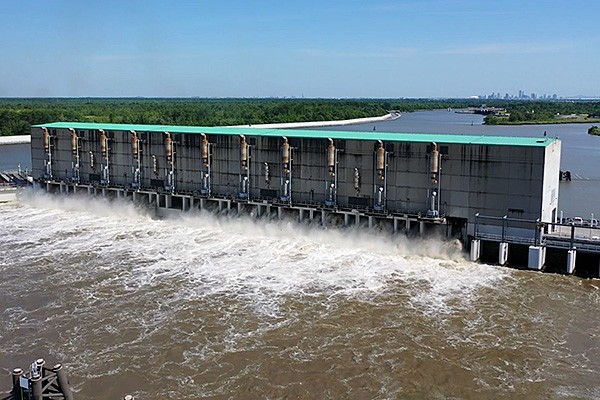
[99,129,107,160]
[240,135,248,171]
[282,137,290,174]
[52,364,74,400]
[165,132,173,165]
[201,133,209,167]
[99,129,109,185]
[376,141,385,180]
[327,138,335,176]
[42,127,50,152]
[12,368,24,400]
[430,142,439,185]
[69,128,77,156]
[42,127,52,179]
[131,130,139,161]
[30,374,42,400]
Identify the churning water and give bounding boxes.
[1,191,599,399]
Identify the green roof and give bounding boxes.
[34,122,557,147]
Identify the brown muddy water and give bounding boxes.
[1,192,599,399]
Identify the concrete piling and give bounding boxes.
[11,368,23,400]
[52,363,74,400]
[470,239,481,261]
[566,248,576,274]
[498,242,509,265]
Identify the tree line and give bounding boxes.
[1,98,599,136]
[484,100,600,125]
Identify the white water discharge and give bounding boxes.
[7,191,508,313]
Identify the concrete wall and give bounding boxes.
[31,127,559,223]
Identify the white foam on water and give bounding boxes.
[5,191,511,317]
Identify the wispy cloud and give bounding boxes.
[299,47,418,59]
[433,42,576,55]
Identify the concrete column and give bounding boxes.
[470,239,481,261]
[344,213,349,226]
[237,202,242,214]
[165,195,172,209]
[218,200,223,212]
[498,242,509,265]
[309,209,314,220]
[30,374,42,400]
[566,248,576,274]
[321,210,327,226]
[278,206,283,219]
[419,221,425,236]
[102,188,107,197]
[528,245,546,270]
[405,217,410,232]
[393,218,398,233]
[355,213,360,225]
[11,368,23,400]
[200,198,205,211]
[52,363,73,400]
[299,209,304,222]
[368,216,373,228]
[266,204,271,217]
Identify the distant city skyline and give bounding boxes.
[1,1,599,98]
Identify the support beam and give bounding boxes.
[498,242,509,265]
[566,248,576,274]
[470,239,481,261]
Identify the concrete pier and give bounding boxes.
[470,239,481,261]
[528,245,546,270]
[567,248,576,274]
[498,242,509,265]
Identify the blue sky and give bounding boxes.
[1,0,598,98]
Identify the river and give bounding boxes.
[1,112,599,399]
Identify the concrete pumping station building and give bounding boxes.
[31,122,599,275]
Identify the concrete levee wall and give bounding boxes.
[31,126,557,223]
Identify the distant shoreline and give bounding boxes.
[0,135,31,144]
[227,112,401,129]
[0,114,401,144]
